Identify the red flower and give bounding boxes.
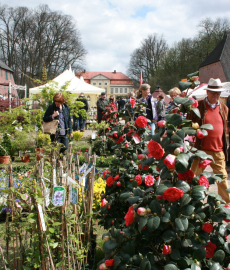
[223,205,230,222]
[127,128,135,137]
[163,154,176,169]
[124,206,135,226]
[144,175,155,186]
[199,159,212,168]
[202,223,213,233]
[99,263,107,270]
[101,198,108,208]
[134,174,142,185]
[178,170,194,183]
[138,163,150,170]
[130,98,135,108]
[163,187,184,202]
[158,120,166,127]
[113,131,118,138]
[197,129,205,139]
[137,207,146,216]
[114,174,119,181]
[204,242,216,258]
[198,176,209,188]
[189,97,198,108]
[156,166,161,172]
[137,154,146,160]
[148,140,164,159]
[116,181,121,187]
[103,170,110,178]
[106,176,114,187]
[105,259,114,267]
[135,116,147,128]
[162,245,171,254]
[116,136,124,144]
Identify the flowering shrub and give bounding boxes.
[97,96,230,269]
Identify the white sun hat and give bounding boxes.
[204,78,226,92]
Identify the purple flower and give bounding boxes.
[1,207,11,213]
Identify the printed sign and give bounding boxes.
[52,186,65,207]
[70,186,78,204]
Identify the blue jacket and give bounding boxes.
[43,102,72,134]
[138,95,157,121]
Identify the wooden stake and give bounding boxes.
[0,245,7,270]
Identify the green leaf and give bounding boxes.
[147,216,160,232]
[103,240,118,250]
[49,228,54,234]
[160,167,173,181]
[176,181,190,193]
[200,124,213,130]
[162,230,176,243]
[175,217,188,231]
[182,127,197,136]
[193,248,206,260]
[20,194,28,201]
[114,255,121,269]
[180,205,195,216]
[181,194,192,207]
[165,114,183,126]
[23,266,31,270]
[191,190,205,201]
[191,263,201,270]
[120,192,133,201]
[138,217,148,232]
[212,250,225,262]
[191,108,201,118]
[144,133,161,143]
[195,150,214,162]
[171,134,183,143]
[210,263,222,270]
[149,201,161,215]
[182,239,192,247]
[164,264,178,270]
[140,258,151,270]
[127,196,140,205]
[156,184,168,195]
[192,185,207,192]
[175,153,189,173]
[162,211,171,223]
[170,249,181,260]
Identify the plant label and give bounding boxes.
[70,186,78,204]
[52,186,65,207]
[67,176,80,188]
[38,204,46,231]
[53,168,57,186]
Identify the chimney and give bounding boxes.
[114,70,116,73]
[83,69,86,73]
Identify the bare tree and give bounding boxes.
[127,34,168,88]
[0,4,87,87]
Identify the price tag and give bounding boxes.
[52,186,65,207]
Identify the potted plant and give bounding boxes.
[35,131,51,161]
[0,133,11,164]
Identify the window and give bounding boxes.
[105,88,107,93]
[5,71,8,80]
[124,88,127,93]
[93,82,96,85]
[115,88,118,93]
[104,82,108,86]
[120,88,123,93]
[99,82,102,86]
[111,88,113,94]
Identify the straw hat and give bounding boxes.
[204,78,226,92]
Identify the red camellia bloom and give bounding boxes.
[145,175,155,186]
[124,206,135,226]
[127,128,135,137]
[137,207,146,216]
[198,175,209,188]
[106,176,114,187]
[202,223,213,233]
[204,242,216,258]
[99,263,107,270]
[162,245,171,255]
[223,205,230,222]
[135,116,148,128]
[138,163,150,170]
[130,98,135,108]
[163,154,176,169]
[101,198,108,208]
[178,170,194,183]
[189,97,198,108]
[163,187,184,202]
[134,174,142,185]
[113,131,118,138]
[197,129,205,139]
[148,140,164,159]
[116,181,121,187]
[103,170,111,178]
[158,120,166,127]
[199,159,212,168]
[116,136,124,144]
[114,174,119,181]
[137,154,146,160]
[105,259,114,267]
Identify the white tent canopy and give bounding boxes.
[29,67,103,95]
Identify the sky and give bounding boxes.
[5,0,230,75]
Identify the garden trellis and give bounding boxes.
[0,145,96,270]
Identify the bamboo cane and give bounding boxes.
[59,163,65,270]
[0,245,7,270]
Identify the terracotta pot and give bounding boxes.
[35,148,45,154]
[21,155,30,163]
[0,155,10,164]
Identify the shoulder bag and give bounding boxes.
[42,120,59,135]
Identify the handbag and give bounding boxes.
[42,120,59,135]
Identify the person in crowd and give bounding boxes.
[108,95,117,111]
[138,83,157,135]
[165,87,181,114]
[125,92,136,122]
[96,92,109,123]
[187,78,230,204]
[73,92,88,132]
[43,92,72,154]
[156,94,166,121]
[119,96,126,112]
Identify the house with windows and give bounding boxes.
[0,60,18,98]
[76,70,134,97]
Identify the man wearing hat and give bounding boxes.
[96,92,109,123]
[187,78,230,204]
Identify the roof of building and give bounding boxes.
[199,31,230,81]
[77,71,133,81]
[0,60,13,72]
[152,87,171,104]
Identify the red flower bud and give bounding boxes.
[116,181,121,187]
[162,245,171,254]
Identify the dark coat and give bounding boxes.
[186,99,228,159]
[77,97,88,111]
[43,102,72,134]
[96,98,109,121]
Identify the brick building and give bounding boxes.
[76,70,134,97]
[199,31,230,83]
[0,60,18,97]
